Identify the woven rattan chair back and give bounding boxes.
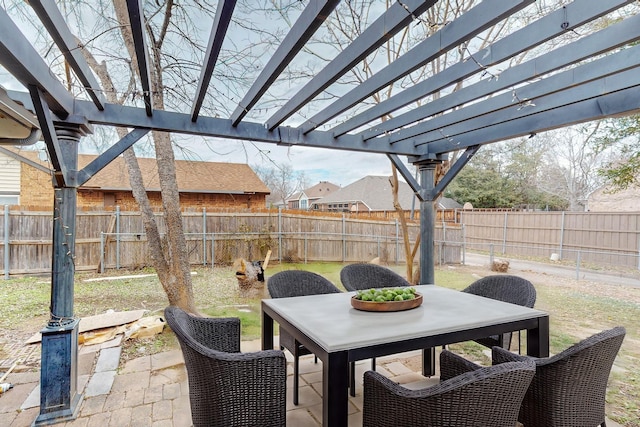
[493,326,626,427]
[340,263,410,291]
[463,275,536,350]
[164,306,286,427]
[363,352,536,427]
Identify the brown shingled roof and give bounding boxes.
[13,149,270,194]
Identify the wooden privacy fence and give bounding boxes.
[460,210,640,270]
[0,207,462,277]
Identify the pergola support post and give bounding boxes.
[417,160,438,285]
[35,120,89,426]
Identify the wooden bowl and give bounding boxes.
[351,293,423,312]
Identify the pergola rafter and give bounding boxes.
[0,1,639,425]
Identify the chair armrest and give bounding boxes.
[439,349,482,382]
[492,345,530,364]
[363,361,535,427]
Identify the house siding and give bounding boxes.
[0,152,21,193]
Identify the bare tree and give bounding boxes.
[254,162,307,207]
[537,125,611,211]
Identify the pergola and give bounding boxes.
[1,0,639,424]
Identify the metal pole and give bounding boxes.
[576,250,581,280]
[462,223,466,265]
[100,233,105,274]
[4,205,9,280]
[637,233,640,271]
[304,233,308,264]
[202,208,207,266]
[211,234,215,269]
[489,243,495,266]
[559,211,565,259]
[278,207,282,263]
[115,206,120,270]
[342,214,346,263]
[395,219,399,265]
[418,161,437,285]
[502,212,508,255]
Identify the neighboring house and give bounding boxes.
[437,196,463,210]
[313,175,418,213]
[0,149,21,205]
[287,181,340,210]
[587,185,640,212]
[1,147,270,211]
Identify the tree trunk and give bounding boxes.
[79,0,197,313]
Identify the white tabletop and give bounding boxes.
[262,285,547,352]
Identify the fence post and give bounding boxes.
[115,206,120,270]
[278,207,282,263]
[559,211,565,259]
[637,234,640,271]
[202,208,207,266]
[377,235,380,259]
[489,243,495,267]
[462,223,466,265]
[304,233,308,264]
[502,212,508,255]
[342,214,346,263]
[211,233,215,269]
[4,206,9,279]
[100,232,105,274]
[395,219,399,265]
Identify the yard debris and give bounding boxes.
[124,315,166,340]
[26,309,146,344]
[234,250,271,298]
[491,259,510,272]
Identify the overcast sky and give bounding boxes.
[0,1,415,189]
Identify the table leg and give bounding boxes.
[323,351,349,427]
[527,316,550,357]
[422,347,436,377]
[261,309,274,351]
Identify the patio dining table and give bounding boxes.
[261,284,549,427]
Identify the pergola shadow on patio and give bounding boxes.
[0,0,639,424]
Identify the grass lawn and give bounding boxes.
[0,261,637,425]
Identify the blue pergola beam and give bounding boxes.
[76,128,150,186]
[389,30,640,145]
[428,145,480,200]
[126,0,153,116]
[28,86,67,187]
[298,0,534,134]
[191,0,237,122]
[0,9,74,117]
[265,0,438,130]
[330,0,636,138]
[29,1,106,111]
[230,0,341,126]
[70,99,421,156]
[422,85,640,155]
[388,154,422,201]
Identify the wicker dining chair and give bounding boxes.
[462,274,536,351]
[340,262,411,292]
[340,263,412,395]
[267,270,341,405]
[164,306,286,427]
[362,349,536,427]
[492,326,626,427]
[442,326,626,427]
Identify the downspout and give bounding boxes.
[0,128,41,145]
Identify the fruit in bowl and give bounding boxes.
[354,287,417,302]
